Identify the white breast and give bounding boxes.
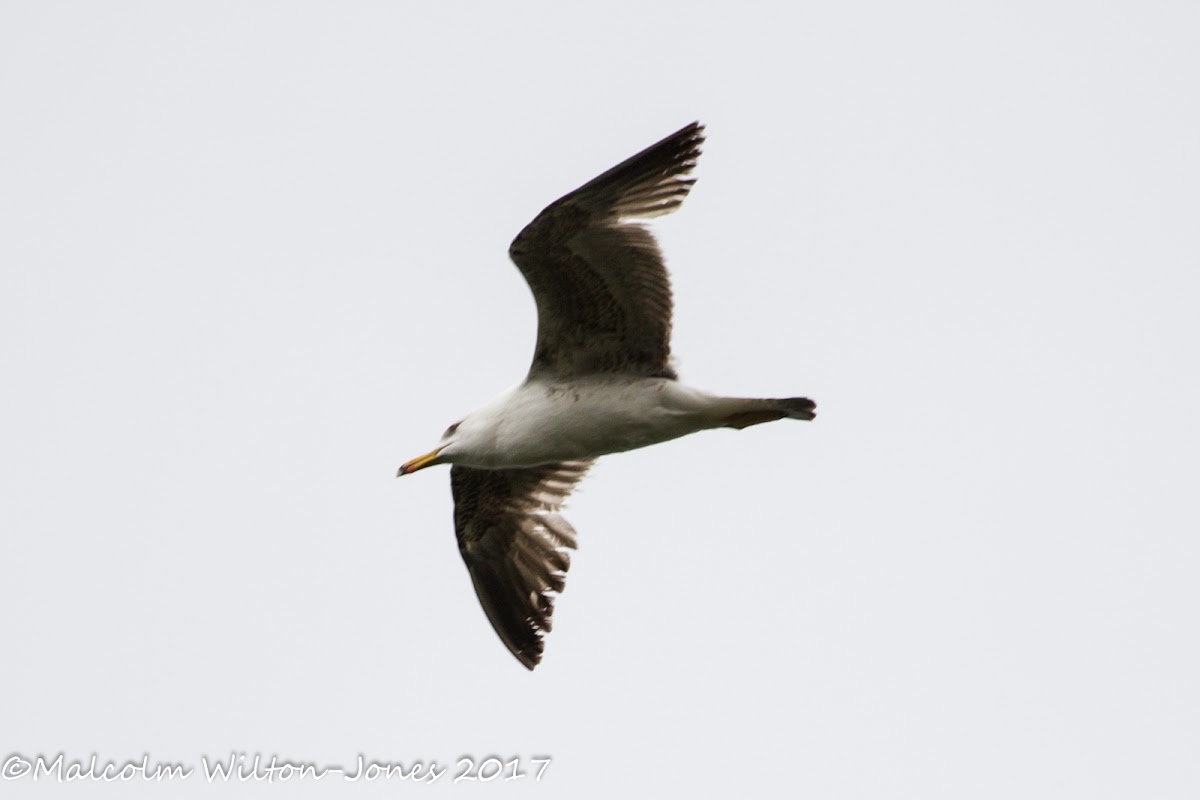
[456,377,726,468]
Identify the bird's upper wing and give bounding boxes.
[450,460,593,670]
[508,122,705,379]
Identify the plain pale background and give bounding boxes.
[2,1,1197,796]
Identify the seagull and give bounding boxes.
[397,122,816,669]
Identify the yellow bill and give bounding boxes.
[396,447,444,476]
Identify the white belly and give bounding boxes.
[458,377,724,468]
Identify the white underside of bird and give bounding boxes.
[401,377,814,472]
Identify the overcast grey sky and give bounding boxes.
[2,1,1198,797]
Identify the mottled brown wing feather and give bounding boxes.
[451,461,593,670]
[509,122,705,379]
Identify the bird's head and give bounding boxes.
[396,419,464,476]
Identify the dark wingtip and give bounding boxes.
[513,637,543,670]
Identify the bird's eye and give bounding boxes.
[443,421,461,438]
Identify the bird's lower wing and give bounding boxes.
[450,461,593,669]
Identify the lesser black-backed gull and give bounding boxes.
[398,122,816,669]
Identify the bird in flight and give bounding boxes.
[398,122,816,669]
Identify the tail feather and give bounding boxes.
[719,396,816,429]
[776,397,817,421]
